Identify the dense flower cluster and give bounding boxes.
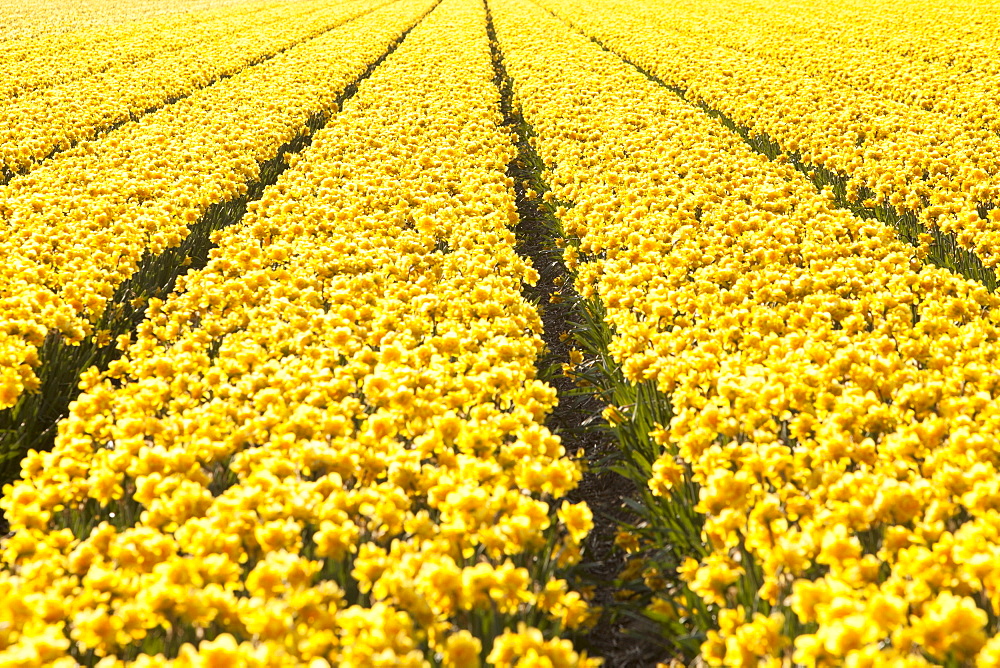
[0,0,253,42]
[764,0,1000,77]
[0,0,596,663]
[615,0,1000,134]
[0,0,391,179]
[0,0,300,103]
[538,0,1000,268]
[0,0,431,412]
[492,0,1000,664]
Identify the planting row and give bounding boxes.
[763,0,1000,76]
[538,0,1000,273]
[0,0,310,102]
[1,0,255,42]
[633,0,1000,134]
[491,0,1000,663]
[0,0,596,663]
[0,0,431,464]
[0,0,388,180]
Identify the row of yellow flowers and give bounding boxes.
[491,0,1000,664]
[0,0,597,663]
[0,0,387,180]
[536,0,1000,271]
[759,0,1000,77]
[625,0,1000,134]
[0,0,308,103]
[0,0,429,415]
[0,0,254,43]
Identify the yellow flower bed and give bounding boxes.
[592,0,1000,134]
[0,0,431,413]
[0,0,596,663]
[536,0,1000,269]
[0,0,315,103]
[491,0,1000,663]
[0,0,255,42]
[750,0,1000,77]
[0,0,395,179]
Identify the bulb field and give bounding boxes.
[2,0,1000,665]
